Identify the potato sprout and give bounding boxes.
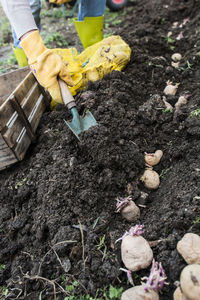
[180,264,200,300]
[121,285,159,300]
[142,259,167,292]
[164,80,179,96]
[140,168,160,190]
[119,225,153,272]
[144,150,163,167]
[116,196,140,222]
[177,233,200,264]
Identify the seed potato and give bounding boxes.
[177,233,200,264]
[141,169,160,190]
[173,287,189,300]
[121,285,159,300]
[121,235,153,271]
[180,264,200,300]
[144,150,163,167]
[121,200,140,222]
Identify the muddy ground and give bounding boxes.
[0,0,200,299]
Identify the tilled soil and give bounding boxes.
[0,0,200,299]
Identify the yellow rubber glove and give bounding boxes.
[20,30,73,104]
[49,0,72,4]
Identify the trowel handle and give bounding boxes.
[58,78,76,110]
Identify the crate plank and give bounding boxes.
[0,67,29,106]
[0,68,49,170]
[0,135,8,150]
[14,94,46,160]
[0,146,17,170]
[3,84,41,148]
[0,71,35,131]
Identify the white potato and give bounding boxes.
[121,235,153,271]
[141,169,160,190]
[121,200,140,222]
[177,233,200,264]
[173,287,189,300]
[121,285,159,300]
[144,150,163,167]
[180,264,200,300]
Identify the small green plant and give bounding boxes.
[164,35,175,45]
[161,18,166,24]
[64,281,123,300]
[42,32,69,48]
[192,217,200,224]
[162,108,173,113]
[160,166,172,178]
[167,140,173,147]
[108,285,123,299]
[0,286,8,297]
[186,60,192,69]
[97,234,108,261]
[0,264,5,271]
[148,62,164,68]
[190,108,200,119]
[15,177,27,189]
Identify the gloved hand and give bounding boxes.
[49,0,72,4]
[21,30,73,104]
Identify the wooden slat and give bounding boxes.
[14,94,46,160]
[0,71,35,131]
[0,135,8,150]
[0,68,49,169]
[3,84,41,148]
[0,146,17,171]
[14,72,36,104]
[0,67,29,106]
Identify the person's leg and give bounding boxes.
[73,0,106,48]
[12,0,41,67]
[78,0,106,21]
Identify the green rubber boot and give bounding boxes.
[13,47,28,68]
[73,16,104,49]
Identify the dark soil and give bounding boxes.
[1,0,200,299]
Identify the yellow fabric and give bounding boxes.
[51,35,131,107]
[21,30,73,104]
[49,0,71,4]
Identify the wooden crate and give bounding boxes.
[0,67,50,171]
